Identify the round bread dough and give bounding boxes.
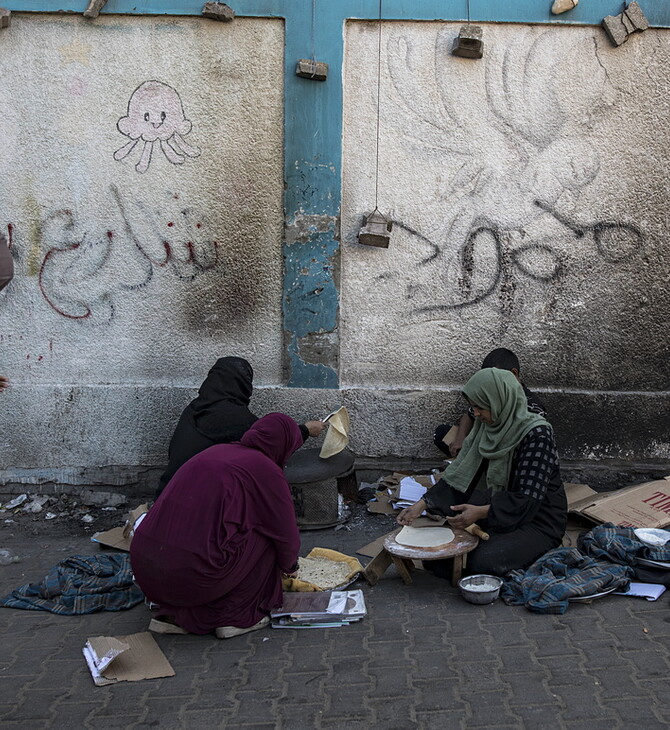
[395,525,455,548]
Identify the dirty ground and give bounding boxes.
[0,499,669,729]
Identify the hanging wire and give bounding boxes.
[373,0,383,211]
[310,0,316,62]
[467,0,471,24]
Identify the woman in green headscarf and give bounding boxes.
[398,368,567,576]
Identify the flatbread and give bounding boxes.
[320,407,350,458]
[296,556,351,589]
[395,526,455,548]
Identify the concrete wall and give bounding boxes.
[341,21,670,465]
[0,14,289,486]
[0,11,668,493]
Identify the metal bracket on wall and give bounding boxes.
[295,59,328,81]
[83,0,107,19]
[202,2,235,21]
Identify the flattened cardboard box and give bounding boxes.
[83,632,174,686]
[567,476,670,529]
[91,503,149,552]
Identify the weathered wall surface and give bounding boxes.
[341,21,670,463]
[0,15,288,484]
[1,14,669,493]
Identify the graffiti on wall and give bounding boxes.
[35,185,220,322]
[114,80,201,174]
[383,27,645,313]
[392,205,644,313]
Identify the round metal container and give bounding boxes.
[283,448,355,530]
[458,574,503,604]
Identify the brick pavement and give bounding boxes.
[1,509,669,729]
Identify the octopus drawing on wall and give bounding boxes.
[114,80,201,173]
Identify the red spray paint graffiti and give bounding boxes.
[36,187,221,321]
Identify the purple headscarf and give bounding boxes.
[240,412,304,467]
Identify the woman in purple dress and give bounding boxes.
[131,413,304,638]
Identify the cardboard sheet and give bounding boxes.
[91,503,149,552]
[440,425,458,450]
[567,476,670,529]
[356,534,389,558]
[83,632,174,686]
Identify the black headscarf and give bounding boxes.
[156,357,258,497]
[190,356,256,441]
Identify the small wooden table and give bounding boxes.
[363,527,479,587]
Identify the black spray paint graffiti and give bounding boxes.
[38,185,220,322]
[114,80,201,174]
[382,27,643,313]
[393,210,644,313]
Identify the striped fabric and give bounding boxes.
[501,546,632,614]
[0,554,143,614]
[502,522,670,614]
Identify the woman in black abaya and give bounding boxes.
[156,357,326,498]
[155,357,258,497]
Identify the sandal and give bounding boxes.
[215,616,270,639]
[148,616,189,635]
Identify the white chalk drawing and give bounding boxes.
[114,80,201,174]
[380,27,643,315]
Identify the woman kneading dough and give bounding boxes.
[397,368,567,576]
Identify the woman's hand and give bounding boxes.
[449,439,463,458]
[446,503,490,529]
[282,570,299,579]
[305,420,327,437]
[397,499,426,526]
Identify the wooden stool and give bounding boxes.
[363,527,479,587]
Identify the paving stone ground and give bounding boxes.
[1,506,669,729]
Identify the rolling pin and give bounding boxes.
[465,524,490,541]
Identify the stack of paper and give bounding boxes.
[271,590,366,628]
[391,476,434,509]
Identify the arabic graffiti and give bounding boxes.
[38,185,220,322]
[391,205,644,313]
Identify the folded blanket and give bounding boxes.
[579,523,670,565]
[502,546,632,614]
[0,554,143,614]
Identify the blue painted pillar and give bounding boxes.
[282,3,343,388]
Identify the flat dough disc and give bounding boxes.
[395,525,455,548]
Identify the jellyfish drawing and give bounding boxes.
[114,80,201,174]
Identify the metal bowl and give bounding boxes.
[458,574,503,605]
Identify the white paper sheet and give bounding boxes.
[613,582,667,601]
[398,477,428,502]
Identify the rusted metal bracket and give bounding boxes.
[83,0,107,19]
[202,2,235,22]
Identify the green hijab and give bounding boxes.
[442,368,550,494]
